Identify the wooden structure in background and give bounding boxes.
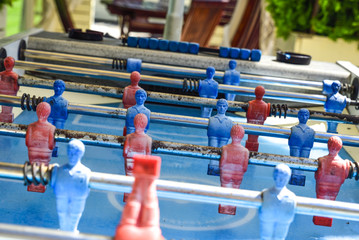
[104,0,232,46]
[231,0,260,49]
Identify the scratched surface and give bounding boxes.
[0,102,358,240]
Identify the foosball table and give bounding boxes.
[0,29,359,239]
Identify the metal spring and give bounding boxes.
[20,93,44,111]
[23,161,54,186]
[183,78,199,92]
[112,58,127,70]
[270,104,288,118]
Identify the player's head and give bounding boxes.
[36,102,51,121]
[53,79,65,96]
[67,139,85,166]
[228,60,237,70]
[273,164,291,189]
[216,99,228,114]
[134,113,148,132]
[206,66,215,79]
[254,86,265,100]
[230,125,244,142]
[327,136,342,156]
[254,86,266,100]
[4,56,15,71]
[130,71,141,85]
[135,89,147,105]
[298,108,310,124]
[331,81,341,93]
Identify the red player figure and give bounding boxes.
[313,136,351,227]
[0,56,19,123]
[219,125,249,215]
[246,86,270,152]
[25,102,56,193]
[115,155,164,240]
[123,113,152,201]
[123,71,143,109]
[123,71,143,136]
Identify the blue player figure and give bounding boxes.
[125,89,151,135]
[46,80,68,157]
[323,80,346,133]
[207,99,233,175]
[259,164,296,240]
[51,139,91,233]
[223,60,240,101]
[198,67,218,118]
[288,109,315,186]
[46,79,68,129]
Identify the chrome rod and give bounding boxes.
[18,77,359,124]
[0,94,358,146]
[14,60,329,104]
[1,162,359,221]
[23,49,324,91]
[0,223,111,240]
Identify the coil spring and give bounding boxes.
[112,58,127,70]
[23,161,54,186]
[21,93,44,111]
[270,104,288,118]
[183,78,199,92]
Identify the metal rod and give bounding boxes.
[1,94,359,146]
[0,223,111,240]
[1,162,359,221]
[14,60,330,105]
[17,76,359,124]
[23,49,324,91]
[0,122,357,174]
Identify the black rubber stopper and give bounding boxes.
[18,39,27,61]
[0,48,7,71]
[351,77,359,100]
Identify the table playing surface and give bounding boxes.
[0,96,358,240]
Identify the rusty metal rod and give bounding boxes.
[0,122,350,172]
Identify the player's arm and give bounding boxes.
[25,126,31,147]
[48,127,55,150]
[146,137,152,155]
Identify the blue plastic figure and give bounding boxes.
[198,67,218,118]
[223,60,240,101]
[207,99,233,175]
[288,109,315,158]
[51,139,91,232]
[323,80,346,133]
[288,109,315,186]
[46,79,68,129]
[125,89,151,135]
[259,164,296,240]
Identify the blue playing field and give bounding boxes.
[0,101,358,240]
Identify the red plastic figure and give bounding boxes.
[123,113,152,201]
[246,86,270,151]
[219,125,249,215]
[313,136,351,227]
[123,72,144,136]
[25,102,56,193]
[115,155,164,240]
[123,71,143,109]
[0,56,19,123]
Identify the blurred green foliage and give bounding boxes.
[266,0,359,43]
[0,0,17,10]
